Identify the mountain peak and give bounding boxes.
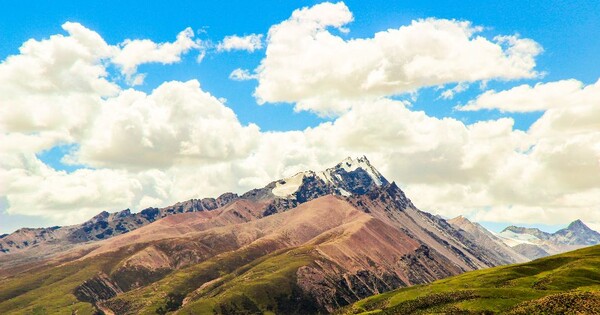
[269,156,389,199]
[567,219,588,230]
[329,156,387,186]
[449,215,470,224]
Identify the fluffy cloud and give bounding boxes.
[0,156,141,222]
[457,79,600,112]
[0,22,117,135]
[73,80,260,170]
[112,27,200,78]
[253,2,542,116]
[291,97,599,227]
[217,34,263,52]
[0,23,257,222]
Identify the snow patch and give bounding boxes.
[316,170,333,184]
[496,230,540,246]
[339,156,383,186]
[272,173,305,197]
[338,188,351,196]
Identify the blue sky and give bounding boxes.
[2,0,598,132]
[1,1,599,234]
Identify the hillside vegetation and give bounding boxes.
[344,244,600,314]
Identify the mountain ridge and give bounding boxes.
[0,156,514,314]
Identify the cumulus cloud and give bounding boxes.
[217,34,263,52]
[457,79,600,112]
[73,80,260,170]
[112,27,200,78]
[0,22,257,223]
[253,2,542,116]
[0,21,119,159]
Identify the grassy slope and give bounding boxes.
[344,244,600,314]
[104,244,321,315]
[0,247,137,315]
[179,247,319,314]
[0,240,321,315]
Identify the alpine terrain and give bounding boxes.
[0,157,598,314]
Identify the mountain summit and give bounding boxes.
[269,156,388,198]
[554,219,600,245]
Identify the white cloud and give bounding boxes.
[112,27,200,78]
[457,79,600,112]
[217,34,263,52]
[229,68,256,81]
[440,82,469,100]
[73,80,260,170]
[0,21,118,158]
[0,23,257,223]
[253,2,542,116]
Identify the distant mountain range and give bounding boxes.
[495,219,600,260]
[1,157,599,314]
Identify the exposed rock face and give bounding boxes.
[74,272,123,304]
[0,226,64,254]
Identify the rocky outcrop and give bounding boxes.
[73,272,123,304]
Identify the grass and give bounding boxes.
[180,246,318,314]
[342,244,600,314]
[0,247,138,314]
[104,243,321,314]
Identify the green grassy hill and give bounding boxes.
[343,244,600,314]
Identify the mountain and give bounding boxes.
[0,156,384,265]
[345,243,600,314]
[448,216,529,264]
[0,156,514,314]
[553,219,600,245]
[497,219,600,260]
[0,193,238,270]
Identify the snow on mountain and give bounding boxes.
[271,172,305,197]
[497,230,541,246]
[269,156,387,198]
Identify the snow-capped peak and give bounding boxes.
[328,156,386,186]
[269,156,389,198]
